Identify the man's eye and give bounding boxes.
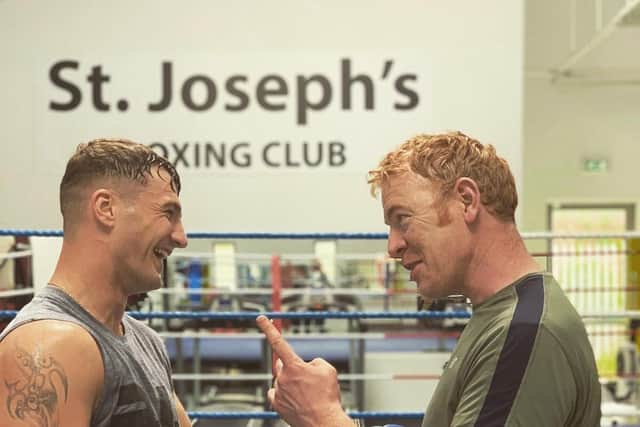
[394,215,410,228]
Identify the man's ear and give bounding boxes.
[455,177,480,223]
[90,189,117,228]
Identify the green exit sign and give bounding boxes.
[583,158,608,173]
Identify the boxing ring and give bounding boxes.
[2,229,640,427]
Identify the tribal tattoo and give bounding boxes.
[5,347,69,427]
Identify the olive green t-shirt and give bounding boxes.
[422,272,600,426]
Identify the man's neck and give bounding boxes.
[50,242,127,336]
[464,223,542,305]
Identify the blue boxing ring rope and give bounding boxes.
[0,310,471,320]
[186,411,425,420]
[0,229,389,240]
[2,228,638,424]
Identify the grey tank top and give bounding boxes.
[0,285,179,427]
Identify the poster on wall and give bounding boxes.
[0,0,523,233]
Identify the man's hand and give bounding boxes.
[256,315,355,427]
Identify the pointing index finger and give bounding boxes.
[256,315,302,365]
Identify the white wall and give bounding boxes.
[0,0,524,234]
[523,79,640,231]
[522,0,640,231]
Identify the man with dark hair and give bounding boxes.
[0,139,191,426]
[257,131,601,427]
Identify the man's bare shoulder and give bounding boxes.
[0,319,102,355]
[0,320,103,427]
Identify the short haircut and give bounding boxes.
[59,138,181,229]
[368,131,517,222]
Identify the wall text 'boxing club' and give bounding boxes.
[149,140,346,169]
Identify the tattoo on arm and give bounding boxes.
[4,346,69,427]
